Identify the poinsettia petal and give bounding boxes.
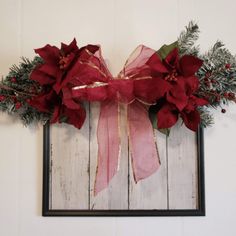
[167,82,188,111]
[30,68,55,85]
[164,48,179,70]
[61,38,78,55]
[179,55,203,77]
[193,96,209,106]
[181,109,200,131]
[61,105,86,129]
[38,63,59,77]
[146,53,168,73]
[157,103,179,129]
[52,72,64,94]
[35,44,60,64]
[28,90,56,113]
[184,75,199,94]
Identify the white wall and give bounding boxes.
[0,0,236,235]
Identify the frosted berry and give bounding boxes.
[15,102,22,109]
[11,77,17,83]
[0,95,6,102]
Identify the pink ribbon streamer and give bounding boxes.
[93,46,161,194]
[127,101,160,183]
[94,101,120,195]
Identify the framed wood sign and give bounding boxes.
[42,103,205,216]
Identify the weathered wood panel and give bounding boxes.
[167,121,198,209]
[50,105,90,210]
[49,104,199,210]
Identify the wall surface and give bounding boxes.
[0,0,236,235]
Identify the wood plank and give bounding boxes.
[89,103,129,210]
[129,130,168,210]
[50,104,90,210]
[167,121,198,209]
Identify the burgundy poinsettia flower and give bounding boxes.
[157,95,208,131]
[29,39,101,129]
[147,47,209,131]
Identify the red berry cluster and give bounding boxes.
[223,92,236,101]
[0,95,6,102]
[203,72,212,87]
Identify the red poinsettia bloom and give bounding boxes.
[29,39,100,129]
[147,47,208,131]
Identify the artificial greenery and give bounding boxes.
[0,21,236,130]
[177,21,236,128]
[0,57,49,125]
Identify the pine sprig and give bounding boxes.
[196,41,236,108]
[178,21,200,56]
[178,22,236,128]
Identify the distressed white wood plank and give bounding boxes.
[89,103,129,210]
[167,121,198,209]
[50,104,90,210]
[129,130,168,209]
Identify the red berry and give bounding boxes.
[11,77,17,83]
[225,64,231,69]
[15,102,22,109]
[221,108,226,113]
[228,92,235,100]
[0,95,6,102]
[223,92,229,98]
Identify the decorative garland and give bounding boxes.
[1,21,236,194]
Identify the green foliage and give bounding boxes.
[178,22,236,128]
[157,41,178,60]
[1,21,236,131]
[177,21,200,56]
[0,57,50,125]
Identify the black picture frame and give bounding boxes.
[42,123,205,217]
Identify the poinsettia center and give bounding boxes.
[59,53,71,70]
[164,69,178,82]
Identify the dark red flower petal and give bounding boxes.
[184,75,199,95]
[61,38,78,55]
[194,96,209,106]
[181,109,200,131]
[28,90,56,113]
[166,83,188,111]
[30,67,55,85]
[146,53,168,73]
[38,63,59,77]
[157,103,179,129]
[164,48,179,70]
[61,105,86,129]
[179,55,203,77]
[35,45,60,64]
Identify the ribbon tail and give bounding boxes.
[127,101,160,183]
[94,101,120,195]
